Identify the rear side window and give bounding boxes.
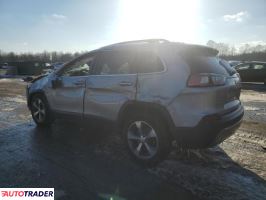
[133,51,164,73]
[94,50,135,75]
[184,56,228,75]
[178,46,228,75]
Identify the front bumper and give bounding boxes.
[174,104,244,148]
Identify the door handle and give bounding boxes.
[119,81,132,86]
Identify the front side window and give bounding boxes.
[61,55,94,76]
[94,51,134,75]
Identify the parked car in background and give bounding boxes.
[0,63,8,76]
[26,39,244,164]
[228,60,242,67]
[0,61,49,76]
[235,61,266,84]
[1,63,8,69]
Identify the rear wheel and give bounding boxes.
[30,94,53,127]
[123,113,171,165]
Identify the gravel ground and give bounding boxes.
[241,86,266,123]
[0,78,265,200]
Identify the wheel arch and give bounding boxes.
[117,101,176,139]
[28,90,48,109]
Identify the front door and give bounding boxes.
[50,54,95,117]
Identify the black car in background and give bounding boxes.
[235,62,266,84]
[228,60,242,67]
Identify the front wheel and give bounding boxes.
[30,94,53,127]
[123,113,171,165]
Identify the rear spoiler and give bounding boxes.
[173,43,219,56]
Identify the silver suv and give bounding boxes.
[27,39,244,164]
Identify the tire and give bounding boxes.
[30,94,54,127]
[122,112,171,166]
[264,79,266,85]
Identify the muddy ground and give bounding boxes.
[0,78,265,200]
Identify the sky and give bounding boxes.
[0,0,265,52]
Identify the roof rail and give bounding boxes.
[101,39,169,49]
[115,38,169,45]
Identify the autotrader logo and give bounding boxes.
[0,188,54,200]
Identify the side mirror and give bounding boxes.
[51,76,62,89]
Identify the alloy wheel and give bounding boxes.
[32,98,46,123]
[127,121,159,159]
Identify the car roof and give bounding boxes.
[97,39,218,55]
[99,39,168,50]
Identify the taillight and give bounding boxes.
[187,73,226,87]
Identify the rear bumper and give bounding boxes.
[173,104,244,148]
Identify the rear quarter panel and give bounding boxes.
[136,46,190,106]
[167,76,241,127]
